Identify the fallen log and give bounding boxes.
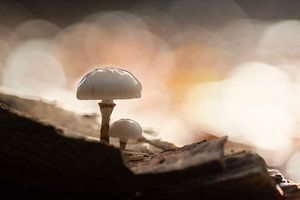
[0,102,292,199]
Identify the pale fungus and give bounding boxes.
[76,67,142,144]
[110,119,143,149]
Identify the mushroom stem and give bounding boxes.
[99,100,115,144]
[119,138,128,150]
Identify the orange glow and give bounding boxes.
[1,2,300,181]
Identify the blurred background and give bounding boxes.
[0,0,300,181]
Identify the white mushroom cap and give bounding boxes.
[76,67,142,100]
[110,119,142,139]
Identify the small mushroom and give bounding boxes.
[76,67,142,144]
[110,119,142,149]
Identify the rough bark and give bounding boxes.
[0,92,173,153]
[0,103,290,199]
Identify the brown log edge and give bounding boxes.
[0,103,290,200]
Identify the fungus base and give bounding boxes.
[120,138,128,150]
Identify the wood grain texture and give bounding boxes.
[0,102,295,200]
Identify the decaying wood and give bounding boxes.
[0,92,100,138]
[268,169,300,200]
[0,102,291,199]
[0,91,299,199]
[0,92,173,154]
[126,137,227,174]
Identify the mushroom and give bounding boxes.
[110,119,143,149]
[76,67,142,144]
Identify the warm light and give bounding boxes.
[286,151,300,182]
[2,40,66,99]
[183,62,295,165]
[1,5,300,174]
